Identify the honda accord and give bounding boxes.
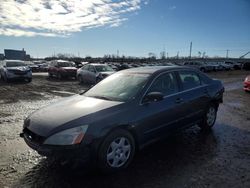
[20,66,224,172]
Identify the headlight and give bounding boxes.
[44,125,88,145]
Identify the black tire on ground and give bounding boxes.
[4,73,9,82]
[57,73,62,80]
[97,129,135,173]
[96,77,101,84]
[200,68,205,72]
[27,78,32,83]
[78,76,83,83]
[48,72,53,78]
[199,103,218,131]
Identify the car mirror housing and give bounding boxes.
[144,92,164,103]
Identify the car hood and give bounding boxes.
[26,95,123,137]
[7,66,30,71]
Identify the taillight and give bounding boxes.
[245,76,250,82]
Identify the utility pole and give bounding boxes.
[117,50,119,58]
[189,42,192,59]
[177,51,179,59]
[226,50,229,58]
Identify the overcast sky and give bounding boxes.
[0,0,250,58]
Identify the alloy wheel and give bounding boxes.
[106,137,131,168]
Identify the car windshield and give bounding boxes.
[6,61,26,67]
[84,73,149,102]
[95,65,113,72]
[58,62,74,67]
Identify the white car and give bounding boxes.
[77,63,115,84]
[0,60,32,82]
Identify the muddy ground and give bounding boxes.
[0,70,250,188]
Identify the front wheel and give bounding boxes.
[199,104,217,130]
[26,78,32,83]
[97,129,135,173]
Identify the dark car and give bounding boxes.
[20,66,224,172]
[242,62,250,70]
[48,60,77,79]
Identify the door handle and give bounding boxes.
[175,98,183,104]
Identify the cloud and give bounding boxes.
[169,5,176,10]
[0,0,145,37]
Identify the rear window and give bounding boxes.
[178,71,201,90]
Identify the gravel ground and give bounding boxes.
[0,70,250,188]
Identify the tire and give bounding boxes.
[199,103,217,130]
[48,72,53,78]
[26,78,32,83]
[3,73,9,82]
[200,68,205,72]
[97,129,135,173]
[78,75,83,83]
[96,77,101,84]
[57,73,62,80]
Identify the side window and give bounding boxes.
[179,71,201,90]
[82,65,89,70]
[88,65,96,72]
[148,72,178,96]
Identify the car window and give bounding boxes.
[88,65,96,72]
[82,65,89,70]
[95,65,113,72]
[147,72,178,96]
[179,71,201,90]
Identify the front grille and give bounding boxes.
[23,128,45,146]
[9,70,29,75]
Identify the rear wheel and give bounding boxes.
[48,72,53,78]
[200,68,205,72]
[78,75,83,83]
[57,73,62,80]
[97,129,135,173]
[26,78,32,83]
[3,73,9,82]
[199,104,217,130]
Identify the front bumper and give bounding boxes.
[243,82,250,91]
[6,70,32,79]
[60,71,76,77]
[20,130,91,162]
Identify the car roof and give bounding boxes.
[89,63,108,66]
[120,66,194,74]
[4,60,25,62]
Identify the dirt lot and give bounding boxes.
[0,70,250,188]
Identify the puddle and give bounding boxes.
[224,81,242,91]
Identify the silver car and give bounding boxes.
[184,61,214,72]
[0,60,32,82]
[77,63,115,84]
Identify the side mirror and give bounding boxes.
[144,92,164,103]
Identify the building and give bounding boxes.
[4,49,30,60]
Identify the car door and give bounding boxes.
[176,70,210,127]
[80,65,89,81]
[88,65,97,83]
[134,71,189,144]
